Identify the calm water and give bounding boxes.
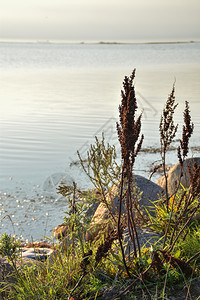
[0,42,200,240]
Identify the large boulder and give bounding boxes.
[92,174,164,221]
[156,157,200,194]
[86,175,164,241]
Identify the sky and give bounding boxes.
[0,0,200,42]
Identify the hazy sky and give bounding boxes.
[0,0,200,42]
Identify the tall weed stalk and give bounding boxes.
[116,69,144,275]
[162,101,195,248]
[159,84,178,212]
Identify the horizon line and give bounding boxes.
[0,38,199,45]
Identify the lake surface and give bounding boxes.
[0,42,200,240]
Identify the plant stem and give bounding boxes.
[117,169,131,278]
[186,250,200,264]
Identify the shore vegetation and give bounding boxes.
[0,70,199,299]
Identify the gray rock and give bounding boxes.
[86,175,164,242]
[21,247,54,261]
[134,175,164,208]
[156,157,200,194]
[92,175,164,224]
[123,227,162,255]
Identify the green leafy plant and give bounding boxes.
[78,133,121,189]
[77,133,121,223]
[0,233,21,269]
[148,187,200,235]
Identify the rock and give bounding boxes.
[53,224,69,239]
[21,247,54,261]
[92,175,164,222]
[156,157,200,194]
[133,175,165,208]
[123,227,162,254]
[86,175,164,242]
[11,242,56,263]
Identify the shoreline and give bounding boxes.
[0,39,199,45]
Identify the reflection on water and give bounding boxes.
[0,42,200,240]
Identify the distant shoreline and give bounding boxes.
[0,39,199,46]
[96,40,199,45]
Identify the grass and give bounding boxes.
[0,70,200,299]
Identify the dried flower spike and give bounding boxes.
[117,69,144,173]
[179,101,194,162]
